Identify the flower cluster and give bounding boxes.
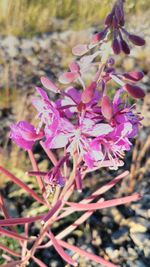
[10,0,145,185]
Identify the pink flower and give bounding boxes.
[10,121,44,150]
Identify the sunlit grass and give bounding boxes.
[0,0,149,37]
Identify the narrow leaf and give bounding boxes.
[48,231,77,266]
[41,200,62,224]
[0,227,28,241]
[0,243,20,257]
[0,214,45,226]
[66,193,141,211]
[32,256,47,267]
[59,240,120,267]
[0,166,45,205]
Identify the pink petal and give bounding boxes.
[0,215,45,226]
[89,123,113,137]
[40,76,59,93]
[0,228,28,241]
[69,61,80,73]
[48,231,77,266]
[123,83,145,99]
[66,193,141,211]
[49,133,69,149]
[72,44,89,56]
[59,72,79,84]
[101,96,113,120]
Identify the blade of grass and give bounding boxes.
[0,166,46,205]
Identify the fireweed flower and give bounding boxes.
[9,0,145,180]
[10,121,44,150]
[6,2,146,266]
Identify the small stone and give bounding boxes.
[127,247,138,260]
[112,227,129,244]
[128,217,149,233]
[105,246,120,259]
[130,232,150,248]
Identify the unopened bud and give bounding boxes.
[112,38,121,55]
[81,82,97,104]
[128,34,145,46]
[120,39,130,54]
[123,83,145,99]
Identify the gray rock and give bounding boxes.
[127,247,138,260]
[130,232,150,248]
[128,217,150,233]
[112,227,129,244]
[105,246,120,259]
[1,35,20,48]
[21,39,34,56]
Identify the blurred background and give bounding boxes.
[0,0,150,266]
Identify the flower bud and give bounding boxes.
[91,30,106,44]
[105,13,113,26]
[81,82,97,104]
[101,95,113,120]
[41,76,59,93]
[122,71,144,82]
[128,34,145,46]
[123,83,145,99]
[112,38,121,54]
[120,39,130,54]
[72,44,89,56]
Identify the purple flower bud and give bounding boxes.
[72,44,89,56]
[123,83,145,99]
[105,13,113,26]
[81,82,97,104]
[112,38,121,55]
[120,39,130,54]
[107,58,115,66]
[122,71,144,82]
[91,29,107,44]
[112,16,118,28]
[115,5,123,23]
[128,34,145,46]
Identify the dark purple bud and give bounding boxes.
[112,16,118,28]
[81,82,97,104]
[91,29,107,44]
[112,38,121,54]
[122,71,144,82]
[105,13,113,26]
[120,39,130,54]
[123,83,145,99]
[128,34,145,46]
[115,5,123,23]
[107,58,115,66]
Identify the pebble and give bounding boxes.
[112,227,129,244]
[105,246,120,259]
[130,232,150,248]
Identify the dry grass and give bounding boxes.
[0,0,149,37]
